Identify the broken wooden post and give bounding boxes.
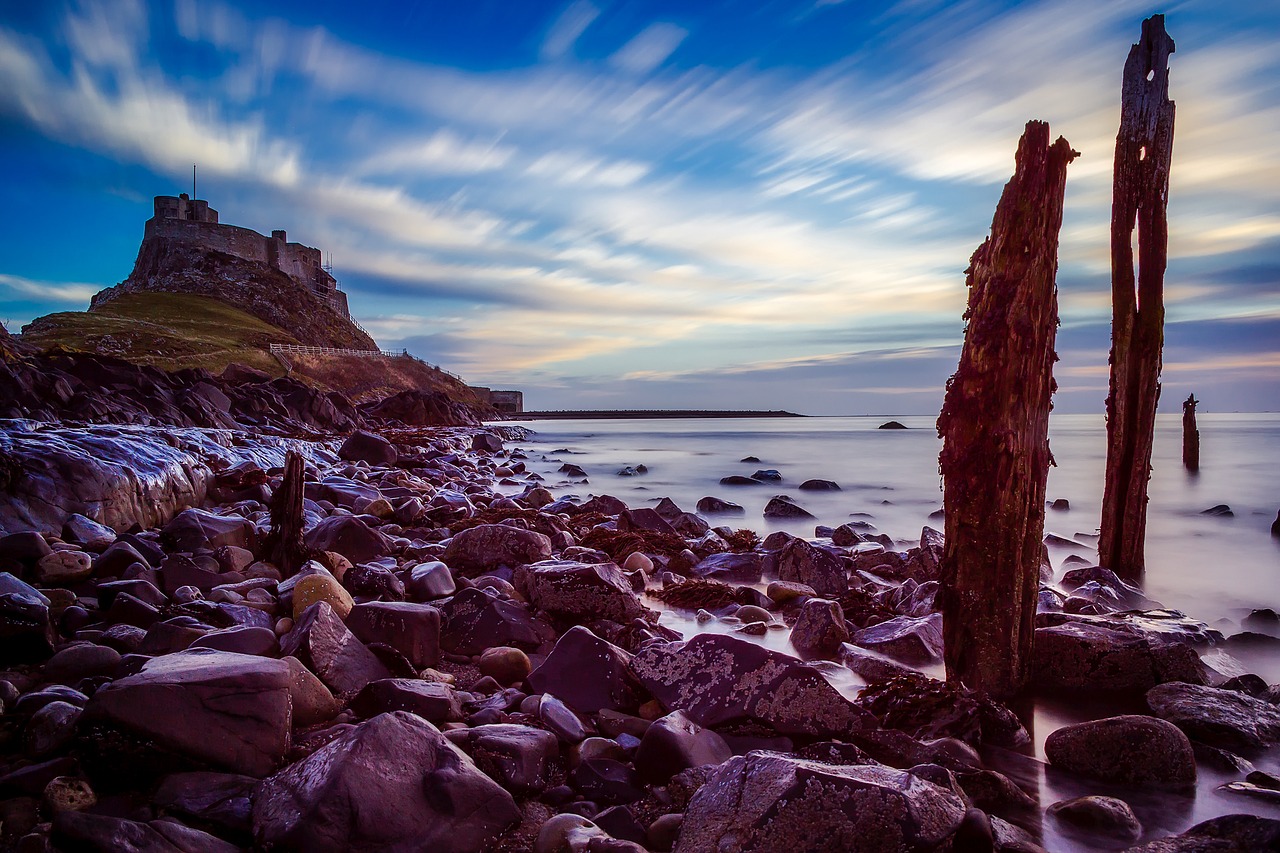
[1182,393,1199,471]
[937,121,1077,699]
[1099,15,1176,583]
[266,450,308,577]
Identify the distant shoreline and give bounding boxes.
[501,409,805,420]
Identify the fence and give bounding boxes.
[267,343,466,382]
[269,343,406,358]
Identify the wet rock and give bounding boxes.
[776,538,846,595]
[162,507,256,552]
[447,723,559,795]
[191,625,279,657]
[1048,796,1141,845]
[253,711,520,852]
[692,552,764,584]
[42,775,96,814]
[1031,620,1206,691]
[153,770,255,836]
[763,495,814,519]
[36,550,93,585]
[0,573,54,664]
[339,430,398,466]
[407,560,456,600]
[790,598,849,660]
[618,508,677,536]
[798,479,840,491]
[346,601,441,669]
[84,648,291,777]
[539,693,588,743]
[1044,715,1195,789]
[305,515,394,564]
[1201,504,1233,517]
[478,646,532,686]
[438,587,556,655]
[573,757,644,805]
[53,810,239,853]
[1125,815,1280,852]
[518,560,648,623]
[280,601,391,695]
[282,655,340,726]
[675,751,966,853]
[25,701,81,757]
[351,678,462,723]
[720,475,762,486]
[752,469,783,482]
[293,571,355,620]
[1146,681,1280,752]
[634,710,733,784]
[529,626,644,714]
[696,497,743,514]
[853,614,943,665]
[62,514,116,551]
[42,643,121,682]
[445,524,553,575]
[630,633,873,739]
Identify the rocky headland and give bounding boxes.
[1,334,1279,851]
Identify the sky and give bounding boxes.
[0,0,1277,415]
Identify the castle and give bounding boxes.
[148,194,350,320]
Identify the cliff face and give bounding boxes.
[92,232,376,350]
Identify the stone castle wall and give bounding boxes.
[146,196,347,319]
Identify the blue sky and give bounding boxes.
[0,0,1277,414]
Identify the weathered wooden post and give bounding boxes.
[937,121,1076,699]
[1099,15,1176,583]
[266,450,308,577]
[1182,393,1199,471]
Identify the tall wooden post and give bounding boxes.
[1182,393,1199,472]
[266,450,309,577]
[1099,16,1176,583]
[937,121,1076,699]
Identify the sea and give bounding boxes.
[503,412,1280,848]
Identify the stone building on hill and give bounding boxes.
[146,194,350,319]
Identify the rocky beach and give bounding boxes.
[1,330,1279,852]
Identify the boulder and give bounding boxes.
[293,571,355,620]
[634,710,733,784]
[528,626,644,714]
[438,587,556,655]
[1124,815,1280,852]
[1044,715,1195,789]
[37,550,93,585]
[253,712,520,852]
[406,561,456,600]
[304,515,394,564]
[153,770,256,836]
[346,601,441,669]
[283,655,341,726]
[1047,795,1142,845]
[691,552,764,584]
[674,752,966,853]
[339,431,398,466]
[0,573,54,663]
[447,723,560,795]
[280,601,391,695]
[53,810,239,853]
[696,497,744,514]
[1146,681,1280,753]
[852,614,943,665]
[477,646,532,686]
[518,560,648,623]
[84,648,291,777]
[1031,620,1206,691]
[763,495,814,519]
[444,524,553,575]
[351,679,462,723]
[790,598,850,660]
[630,633,873,739]
[776,538,846,595]
[62,514,117,551]
[162,507,256,552]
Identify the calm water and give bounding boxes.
[503,413,1280,848]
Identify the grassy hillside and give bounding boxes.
[19,292,488,408]
[21,292,295,375]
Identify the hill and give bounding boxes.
[19,292,491,412]
[21,293,296,375]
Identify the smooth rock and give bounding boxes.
[776,538,846,596]
[252,711,520,852]
[634,710,733,784]
[1146,681,1280,752]
[1044,714,1195,789]
[529,626,643,714]
[518,560,648,623]
[790,598,850,660]
[346,601,441,669]
[444,524,553,575]
[280,601,391,695]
